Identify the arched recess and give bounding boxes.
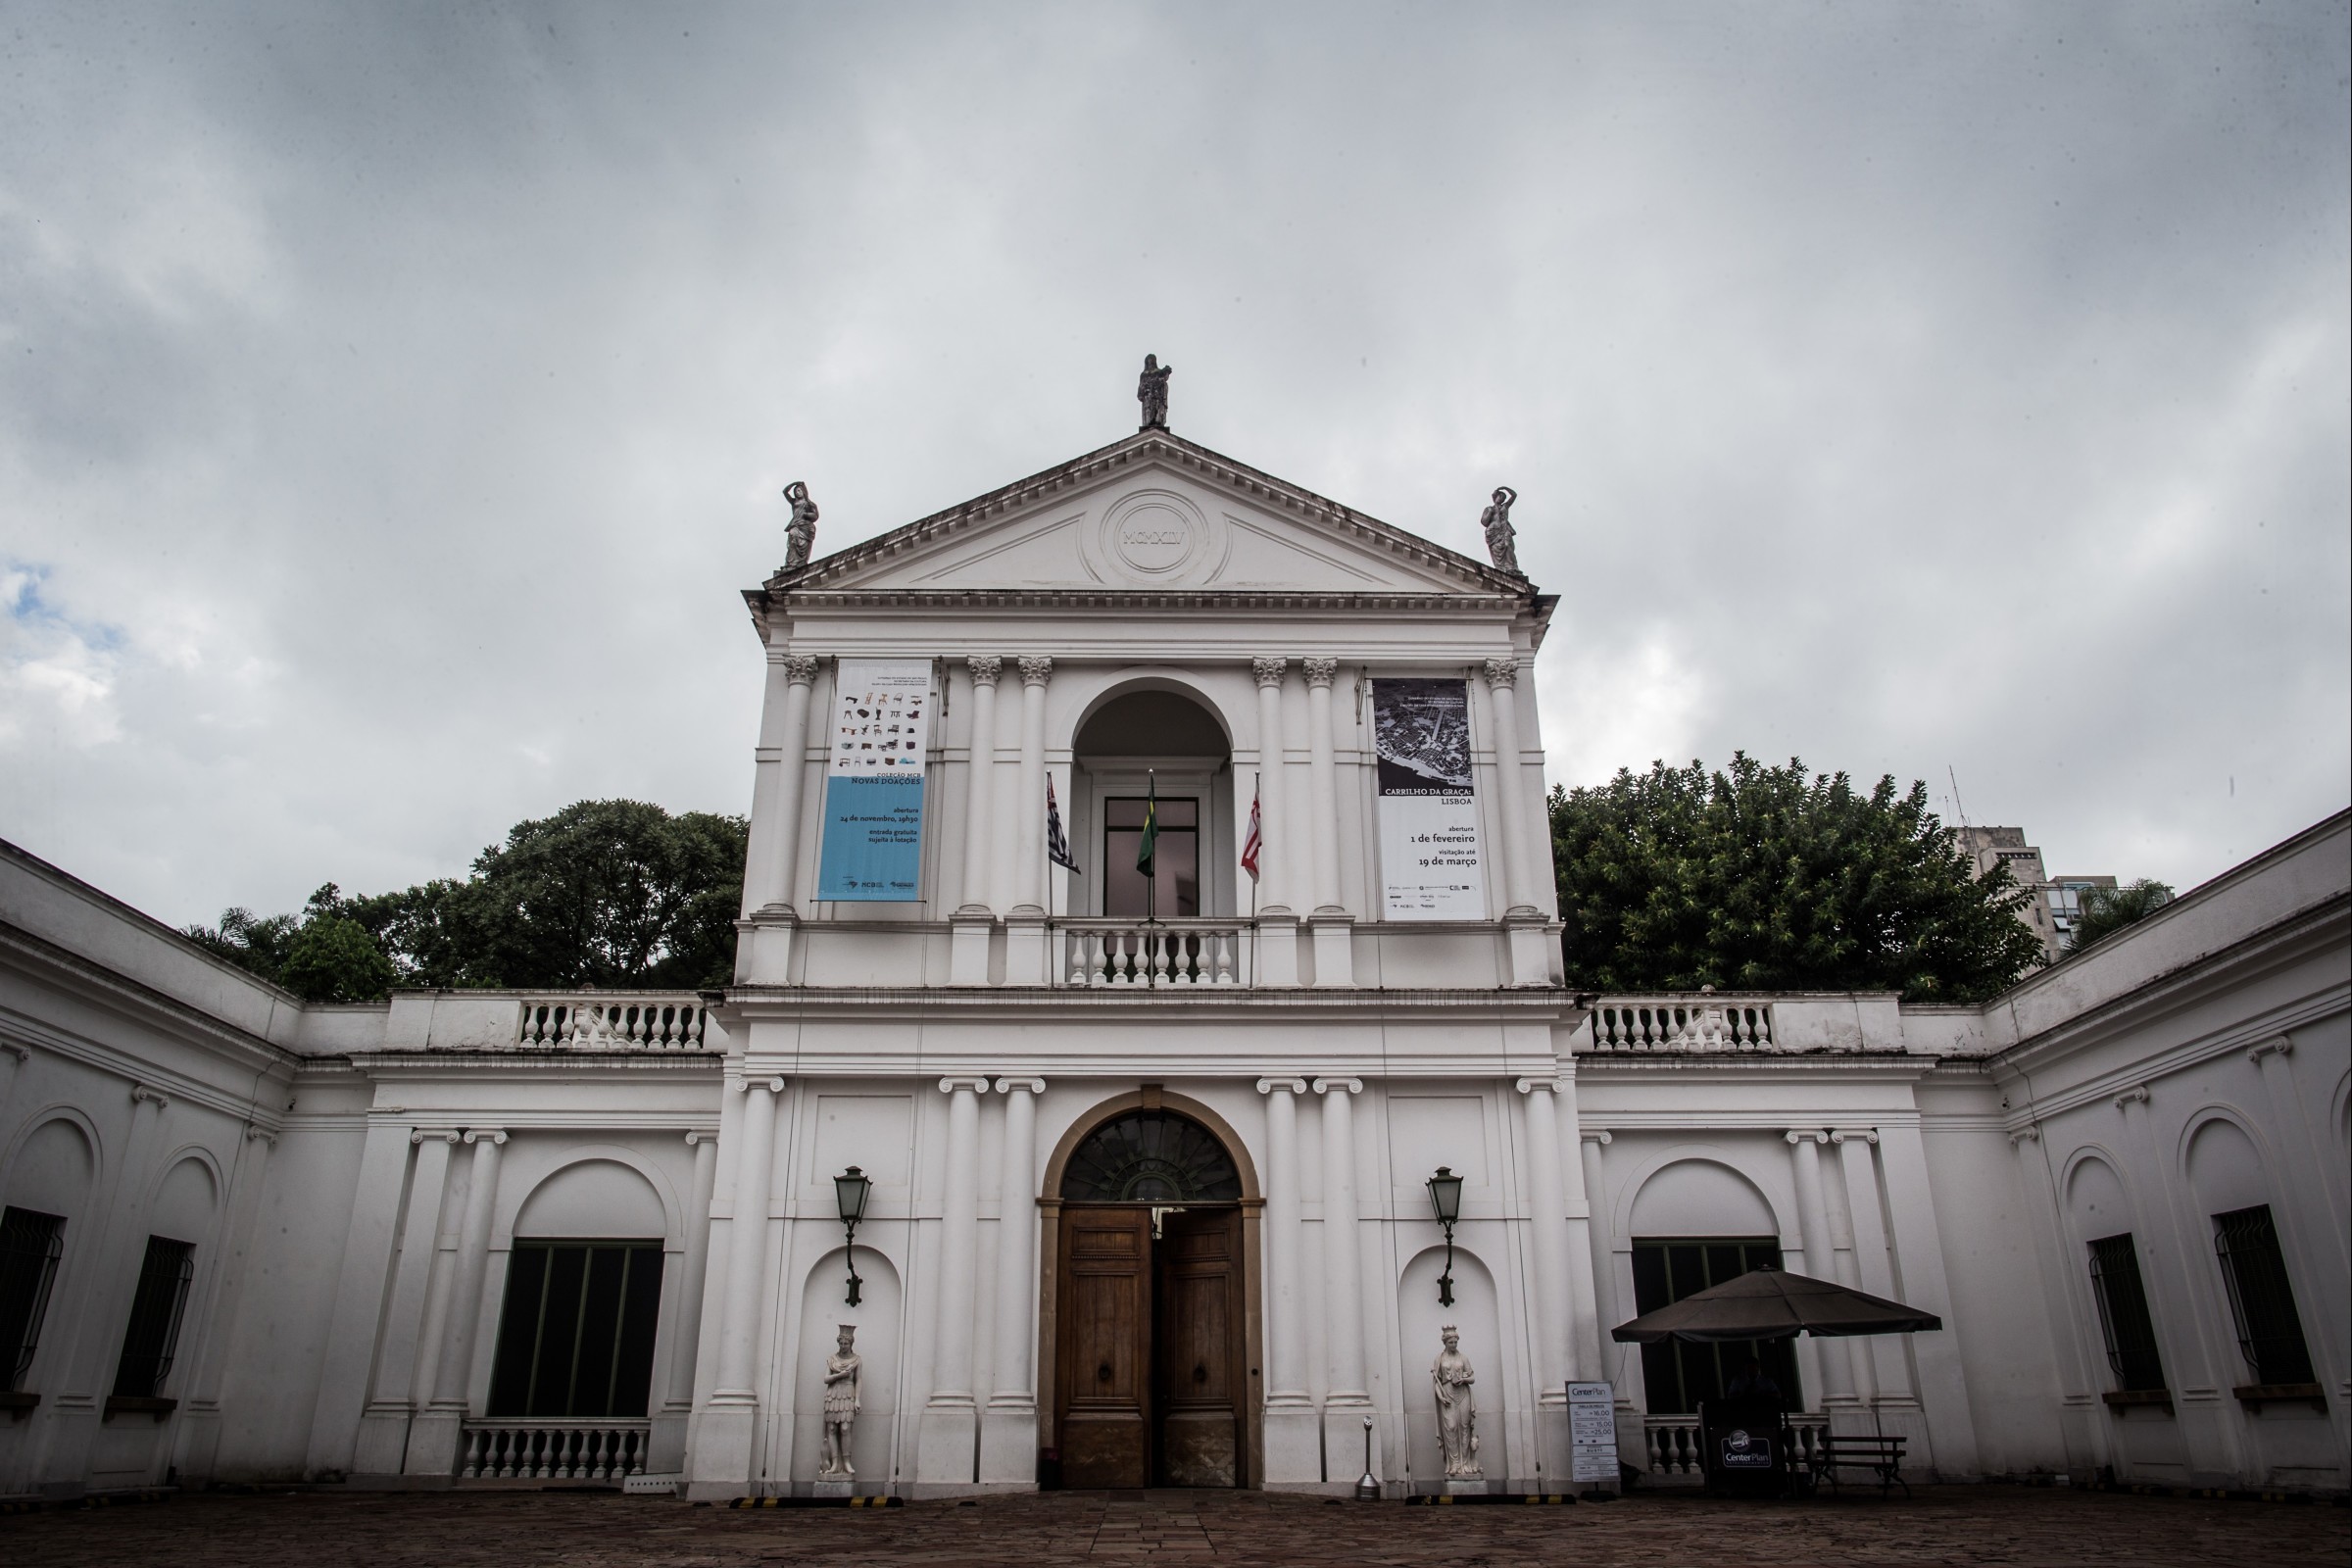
[1396,1245,1504,1489]
[2,1110,100,1218]
[2181,1111,2272,1218]
[2061,1149,2137,1244]
[786,1249,904,1485]
[144,1149,222,1246]
[1037,1091,1264,1490]
[497,1146,682,1246]
[1060,671,1242,757]
[1622,1154,1784,1242]
[1064,676,1239,919]
[513,1157,669,1240]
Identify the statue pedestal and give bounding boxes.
[1441,1478,1490,1496]
[811,1477,855,1499]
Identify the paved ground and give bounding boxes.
[5,1485,2346,1566]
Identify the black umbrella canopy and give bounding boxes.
[1611,1265,1941,1345]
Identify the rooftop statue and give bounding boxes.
[1137,354,1173,430]
[1480,485,1520,575]
[784,480,819,572]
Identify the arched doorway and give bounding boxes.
[1043,1099,1256,1489]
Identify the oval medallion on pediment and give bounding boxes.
[1092,488,1224,586]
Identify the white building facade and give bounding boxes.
[1,428,2345,1500]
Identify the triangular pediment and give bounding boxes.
[767,431,1521,601]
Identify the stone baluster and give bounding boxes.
[1314,1077,1375,1477]
[982,1077,1045,1482]
[1256,1077,1317,1482]
[918,1077,990,1483]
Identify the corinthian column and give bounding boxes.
[1250,659,1291,915]
[1314,1076,1376,1480]
[1482,658,1537,915]
[1257,1077,1318,1481]
[981,1077,1045,1483]
[917,1077,989,1488]
[1302,660,1345,914]
[1004,657,1054,984]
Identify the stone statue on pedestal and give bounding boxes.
[1480,486,1520,575]
[784,481,820,572]
[1137,355,1173,429]
[818,1324,861,1477]
[1432,1325,1482,1479]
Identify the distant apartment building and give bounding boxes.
[1952,824,2118,965]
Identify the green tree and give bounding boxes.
[1548,754,2046,1003]
[2064,879,2175,956]
[183,906,299,984]
[279,914,399,1003]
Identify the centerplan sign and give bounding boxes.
[817,658,931,902]
[1372,677,1487,919]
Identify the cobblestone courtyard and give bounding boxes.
[7,1487,2348,1566]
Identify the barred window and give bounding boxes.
[487,1241,665,1419]
[112,1237,195,1399]
[2212,1205,2314,1386]
[2085,1234,2165,1392]
[1,1207,66,1392]
[1630,1239,1801,1414]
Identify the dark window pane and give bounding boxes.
[1104,798,1198,828]
[530,1246,590,1416]
[2213,1205,2314,1385]
[2087,1233,2166,1391]
[488,1247,550,1417]
[1630,1237,1798,1415]
[1102,796,1200,918]
[0,1207,65,1392]
[613,1250,667,1418]
[111,1236,194,1398]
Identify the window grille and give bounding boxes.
[1629,1239,1801,1414]
[111,1236,195,1398]
[487,1241,665,1419]
[2085,1234,2165,1391]
[2212,1205,2314,1385]
[1,1206,66,1392]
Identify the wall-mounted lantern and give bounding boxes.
[834,1165,873,1305]
[1426,1165,1464,1306]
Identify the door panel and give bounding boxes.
[1154,1208,1244,1487]
[1056,1206,1152,1488]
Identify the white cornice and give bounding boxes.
[0,1005,292,1124]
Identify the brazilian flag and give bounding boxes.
[1136,774,1158,878]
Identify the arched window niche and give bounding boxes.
[1068,685,1235,919]
[1058,1110,1242,1203]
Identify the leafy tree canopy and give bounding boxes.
[1548,754,2046,1003]
[184,800,749,1000]
[2064,879,2175,956]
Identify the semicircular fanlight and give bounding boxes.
[1059,1110,1242,1202]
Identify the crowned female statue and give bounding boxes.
[818,1324,862,1477]
[1431,1324,1482,1479]
[783,480,819,572]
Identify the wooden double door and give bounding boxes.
[1054,1204,1247,1489]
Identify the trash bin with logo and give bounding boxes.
[1697,1398,1788,1496]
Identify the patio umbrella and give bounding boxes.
[1611,1265,1940,1344]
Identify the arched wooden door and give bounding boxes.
[1052,1109,1248,1488]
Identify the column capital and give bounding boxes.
[2111,1085,2149,1111]
[463,1127,508,1145]
[1580,1128,1613,1146]
[1482,656,1519,689]
[1,1042,29,1064]
[2007,1124,2041,1147]
[410,1128,462,1145]
[1016,655,1054,687]
[1250,656,1289,688]
[993,1076,1045,1095]
[1301,657,1339,689]
[245,1123,280,1146]
[1785,1129,1829,1145]
[1255,1076,1308,1095]
[732,1075,785,1096]
[1514,1076,1566,1096]
[130,1083,171,1109]
[1829,1127,1880,1145]
[1310,1076,1361,1095]
[782,654,822,685]
[2248,1035,2293,1064]
[938,1075,994,1095]
[967,654,1004,687]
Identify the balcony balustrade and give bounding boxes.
[1056,919,1248,988]
[458,1417,651,1482]
[1587,996,1777,1053]
[514,996,711,1051]
[1641,1410,1829,1482]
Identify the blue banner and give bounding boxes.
[816,658,932,903]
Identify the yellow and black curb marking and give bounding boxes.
[730,1494,903,1508]
[1406,1493,1582,1505]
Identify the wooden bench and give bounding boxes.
[1810,1433,1908,1497]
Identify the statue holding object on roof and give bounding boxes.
[784,480,819,571]
[1137,354,1173,430]
[1480,485,1520,575]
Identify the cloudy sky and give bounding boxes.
[3,2,2345,929]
